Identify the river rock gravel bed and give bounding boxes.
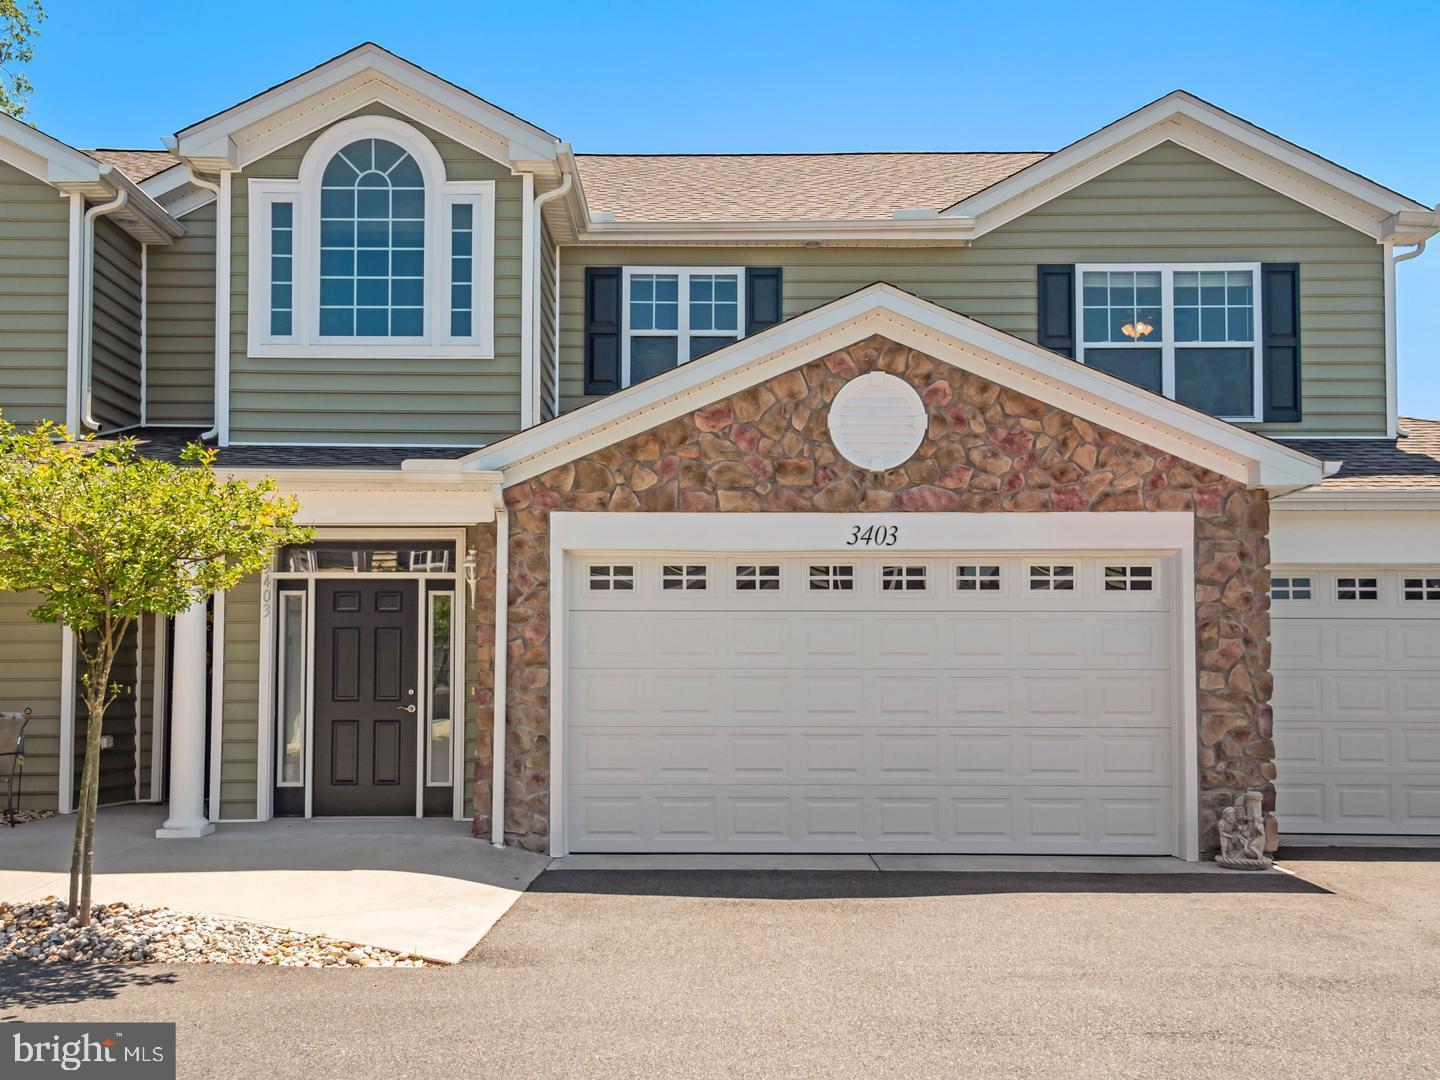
[0,899,432,967]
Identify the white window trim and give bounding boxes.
[246,115,495,360]
[1401,573,1440,604]
[1075,263,1263,423]
[621,266,745,387]
[1334,574,1381,602]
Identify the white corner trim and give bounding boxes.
[208,590,226,822]
[1384,240,1399,439]
[58,629,77,814]
[215,169,233,445]
[520,172,535,428]
[456,284,1324,492]
[150,614,169,803]
[545,510,1201,861]
[64,192,84,432]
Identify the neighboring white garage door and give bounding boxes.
[565,554,1180,854]
[1273,567,1440,834]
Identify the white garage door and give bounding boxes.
[565,553,1179,854]
[1273,568,1440,834]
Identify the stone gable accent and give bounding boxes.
[471,335,1272,853]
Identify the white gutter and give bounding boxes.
[530,170,573,425]
[80,180,131,431]
[63,193,84,431]
[179,164,227,442]
[1385,228,1433,440]
[489,485,508,848]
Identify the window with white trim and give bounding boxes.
[275,590,307,788]
[588,565,635,592]
[808,565,855,591]
[622,267,744,385]
[661,564,708,591]
[247,116,495,359]
[426,591,453,786]
[1403,576,1440,601]
[1336,576,1379,601]
[1271,576,1312,601]
[1029,564,1076,591]
[736,565,781,591]
[880,565,928,592]
[1077,264,1262,421]
[955,565,1001,591]
[1104,565,1154,592]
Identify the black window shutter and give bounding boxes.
[745,267,783,336]
[1261,263,1301,423]
[584,267,622,396]
[1036,265,1076,358]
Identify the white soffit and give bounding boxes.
[174,44,560,172]
[942,92,1437,242]
[448,283,1325,492]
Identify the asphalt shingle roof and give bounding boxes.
[87,149,180,182]
[573,152,1050,222]
[1278,418,1440,491]
[86,428,474,469]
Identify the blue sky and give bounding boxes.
[25,1,1440,417]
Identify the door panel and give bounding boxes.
[313,581,419,815]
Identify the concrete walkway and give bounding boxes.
[0,806,547,963]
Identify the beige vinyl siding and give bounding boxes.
[0,162,70,426]
[146,201,216,424]
[219,573,261,820]
[229,103,523,445]
[0,591,64,811]
[559,143,1385,436]
[89,217,143,429]
[539,223,558,421]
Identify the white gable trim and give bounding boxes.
[175,44,559,172]
[436,284,1324,492]
[943,92,1438,243]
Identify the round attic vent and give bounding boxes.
[827,372,927,472]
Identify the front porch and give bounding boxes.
[0,805,545,963]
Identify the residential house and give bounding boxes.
[2,44,1437,856]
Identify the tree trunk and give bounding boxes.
[68,622,124,927]
[77,682,106,925]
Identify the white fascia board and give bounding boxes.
[574,217,977,246]
[943,92,1426,240]
[1272,488,1440,512]
[1382,210,1440,246]
[219,467,501,526]
[0,113,105,186]
[459,283,1324,491]
[176,45,559,170]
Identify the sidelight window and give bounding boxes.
[427,591,454,786]
[276,591,308,787]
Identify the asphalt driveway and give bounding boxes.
[6,851,1440,1079]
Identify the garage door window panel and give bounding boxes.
[809,565,856,592]
[1272,576,1312,601]
[1029,565,1076,592]
[1403,577,1440,602]
[1337,576,1380,602]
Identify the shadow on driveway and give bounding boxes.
[530,868,1331,900]
[0,964,178,1015]
[1278,846,1440,863]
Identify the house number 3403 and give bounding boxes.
[846,524,899,547]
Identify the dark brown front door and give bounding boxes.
[313,581,418,815]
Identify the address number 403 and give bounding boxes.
[845,525,899,547]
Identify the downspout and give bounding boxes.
[80,183,130,431]
[182,166,225,441]
[1389,230,1431,439]
[529,171,573,427]
[490,486,508,848]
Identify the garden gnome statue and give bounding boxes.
[1216,791,1272,870]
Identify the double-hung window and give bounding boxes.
[248,117,495,359]
[622,267,744,384]
[1076,264,1263,422]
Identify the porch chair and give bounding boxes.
[1,710,30,827]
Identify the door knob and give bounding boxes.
[397,704,417,714]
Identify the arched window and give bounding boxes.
[319,138,425,337]
[248,115,496,358]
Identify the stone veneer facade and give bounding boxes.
[471,335,1273,853]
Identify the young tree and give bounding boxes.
[0,0,44,119]
[0,417,310,924]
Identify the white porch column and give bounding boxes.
[156,597,215,838]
